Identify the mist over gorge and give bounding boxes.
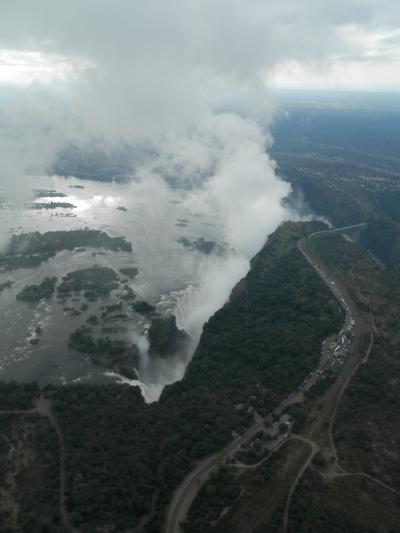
[0,3,301,399]
[2,2,400,532]
[0,108,295,400]
[2,0,397,399]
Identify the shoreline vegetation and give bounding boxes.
[16,276,57,303]
[29,201,77,210]
[0,221,344,531]
[0,229,132,270]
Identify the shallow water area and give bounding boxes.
[0,174,231,399]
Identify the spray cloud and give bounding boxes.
[1,0,398,396]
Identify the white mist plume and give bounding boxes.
[3,1,397,398]
[0,4,295,401]
[2,1,399,201]
[123,111,294,400]
[173,254,249,337]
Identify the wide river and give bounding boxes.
[0,174,247,401]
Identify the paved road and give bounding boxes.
[165,223,367,533]
[165,419,288,533]
[309,222,368,237]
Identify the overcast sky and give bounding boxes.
[0,1,398,340]
[0,0,399,93]
[0,0,399,208]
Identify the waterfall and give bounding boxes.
[162,252,250,341]
[133,253,250,402]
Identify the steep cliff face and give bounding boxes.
[148,316,190,358]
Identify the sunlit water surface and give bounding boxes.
[0,175,245,401]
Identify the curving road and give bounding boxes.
[165,223,368,533]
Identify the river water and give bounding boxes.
[0,174,244,401]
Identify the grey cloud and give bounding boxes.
[1,0,399,392]
[0,1,399,143]
[0,1,398,184]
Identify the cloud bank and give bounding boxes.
[0,1,399,396]
[0,1,399,169]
